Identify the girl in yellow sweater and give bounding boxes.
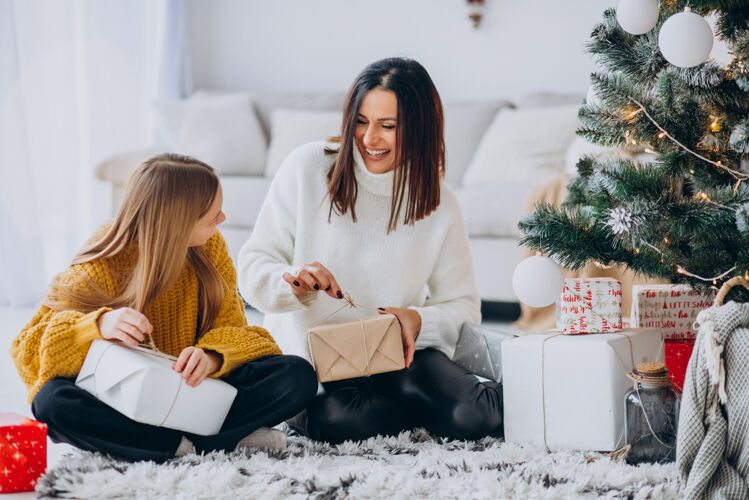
[10,154,318,462]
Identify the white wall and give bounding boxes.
[187,0,614,102]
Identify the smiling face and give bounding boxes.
[188,184,226,247]
[354,88,398,174]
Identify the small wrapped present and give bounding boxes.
[308,314,404,382]
[452,323,516,382]
[664,339,696,391]
[0,413,47,493]
[502,328,664,451]
[76,340,238,436]
[631,284,715,340]
[556,278,623,334]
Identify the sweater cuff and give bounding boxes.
[201,340,282,378]
[411,306,442,350]
[272,265,319,311]
[71,307,109,350]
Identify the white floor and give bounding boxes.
[1,305,511,498]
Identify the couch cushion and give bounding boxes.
[220,175,272,228]
[443,100,512,186]
[254,92,345,142]
[154,93,266,175]
[455,183,534,237]
[264,109,342,177]
[462,105,581,188]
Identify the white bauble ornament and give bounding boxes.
[658,9,714,68]
[512,256,564,307]
[616,0,659,35]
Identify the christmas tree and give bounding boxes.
[519,0,749,302]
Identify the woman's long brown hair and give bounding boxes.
[44,154,226,337]
[326,57,445,233]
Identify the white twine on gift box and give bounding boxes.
[96,339,184,429]
[316,292,380,325]
[539,331,637,454]
[308,293,383,379]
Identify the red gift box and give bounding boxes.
[665,339,696,392]
[0,413,47,493]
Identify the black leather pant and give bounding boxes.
[32,355,317,462]
[290,348,503,444]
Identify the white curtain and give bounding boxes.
[0,0,191,307]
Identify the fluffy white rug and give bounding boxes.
[37,428,681,499]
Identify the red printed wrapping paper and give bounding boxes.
[556,278,623,334]
[664,339,696,391]
[0,413,47,493]
[631,284,715,340]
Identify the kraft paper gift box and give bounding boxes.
[76,340,237,436]
[452,323,516,382]
[630,284,715,340]
[308,313,405,382]
[556,277,623,334]
[502,328,664,451]
[0,413,47,493]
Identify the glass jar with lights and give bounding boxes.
[623,361,680,465]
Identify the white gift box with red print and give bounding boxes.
[630,284,715,340]
[76,340,237,436]
[556,278,623,334]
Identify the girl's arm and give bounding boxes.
[195,232,282,377]
[410,199,482,354]
[236,145,320,313]
[10,301,110,403]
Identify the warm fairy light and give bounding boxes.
[717,160,722,166]
[677,267,684,274]
[658,132,666,139]
[635,248,640,254]
[630,139,637,145]
[664,237,670,244]
[645,148,657,154]
[711,120,719,132]
[698,191,711,202]
[690,169,695,174]
[745,270,749,280]
[628,108,643,118]
[713,279,718,285]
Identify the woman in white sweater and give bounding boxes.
[238,58,503,443]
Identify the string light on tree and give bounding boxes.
[616,0,659,35]
[658,7,714,68]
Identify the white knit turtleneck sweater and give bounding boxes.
[237,141,481,363]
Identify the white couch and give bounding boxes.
[95,90,585,303]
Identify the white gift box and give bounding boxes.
[76,340,237,436]
[556,278,623,334]
[502,328,664,451]
[630,284,715,340]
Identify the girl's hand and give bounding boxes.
[283,261,344,300]
[97,307,153,346]
[378,307,421,368]
[173,347,222,387]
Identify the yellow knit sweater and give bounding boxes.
[10,230,281,403]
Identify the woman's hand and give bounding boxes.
[97,307,153,346]
[378,307,421,368]
[283,261,344,300]
[173,347,222,387]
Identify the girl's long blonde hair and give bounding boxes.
[45,153,226,338]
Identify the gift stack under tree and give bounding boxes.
[510,0,749,490]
